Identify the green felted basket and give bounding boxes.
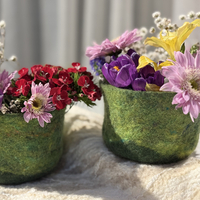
[0,109,65,185]
[101,82,200,164]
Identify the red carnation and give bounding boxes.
[33,66,54,82]
[45,64,63,76]
[51,87,72,110]
[67,62,87,73]
[13,79,31,96]
[18,68,32,81]
[88,85,102,101]
[31,65,43,75]
[78,75,95,95]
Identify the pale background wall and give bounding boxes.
[0,0,200,115]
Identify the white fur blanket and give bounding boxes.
[0,106,200,200]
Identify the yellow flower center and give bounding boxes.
[32,97,42,111]
[113,66,120,71]
[190,79,199,90]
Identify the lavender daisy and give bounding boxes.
[85,29,142,60]
[160,50,200,121]
[0,70,17,93]
[21,82,56,127]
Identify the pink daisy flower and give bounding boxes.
[86,39,117,60]
[21,82,56,127]
[85,29,142,60]
[112,29,142,49]
[160,50,200,122]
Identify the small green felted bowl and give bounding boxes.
[101,82,200,164]
[0,109,65,185]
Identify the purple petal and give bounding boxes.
[102,63,119,87]
[127,49,140,67]
[154,71,164,86]
[146,76,154,84]
[115,66,132,87]
[0,89,3,108]
[140,65,155,79]
[132,78,146,91]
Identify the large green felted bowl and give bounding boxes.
[0,109,65,185]
[101,82,200,164]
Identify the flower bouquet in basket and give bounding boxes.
[86,11,200,164]
[0,21,102,185]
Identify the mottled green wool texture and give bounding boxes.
[101,82,200,164]
[0,109,65,185]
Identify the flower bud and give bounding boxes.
[0,20,6,28]
[152,12,161,18]
[9,55,17,61]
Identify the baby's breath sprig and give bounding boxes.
[0,20,6,67]
[0,20,18,69]
[151,11,178,33]
[179,11,200,20]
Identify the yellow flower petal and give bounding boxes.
[145,83,161,91]
[144,19,200,61]
[137,56,157,71]
[157,60,173,70]
[176,19,200,50]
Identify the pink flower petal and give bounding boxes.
[182,102,190,115]
[38,116,44,127]
[182,91,190,102]
[174,51,186,68]
[195,50,200,69]
[23,112,32,123]
[185,50,195,68]
[160,82,173,91]
[190,100,199,119]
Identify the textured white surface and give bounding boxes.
[0,106,200,200]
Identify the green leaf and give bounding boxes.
[180,43,185,53]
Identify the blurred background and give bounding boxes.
[1,0,200,115]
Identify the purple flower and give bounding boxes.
[0,70,17,109]
[132,65,164,91]
[90,57,106,76]
[132,78,146,91]
[0,89,3,108]
[0,70,17,93]
[102,54,138,88]
[101,49,164,91]
[127,49,140,67]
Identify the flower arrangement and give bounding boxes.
[86,11,200,122]
[0,21,101,127]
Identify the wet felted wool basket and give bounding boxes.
[0,109,65,185]
[101,82,200,164]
